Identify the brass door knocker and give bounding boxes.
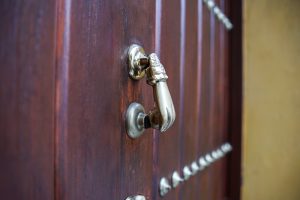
[125,44,176,138]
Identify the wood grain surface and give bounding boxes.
[0,0,239,199]
[55,0,155,199]
[0,0,56,199]
[156,0,181,199]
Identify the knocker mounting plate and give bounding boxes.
[128,44,148,80]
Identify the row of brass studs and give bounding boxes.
[203,0,233,30]
[159,142,233,197]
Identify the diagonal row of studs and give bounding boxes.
[159,142,233,197]
[203,0,233,30]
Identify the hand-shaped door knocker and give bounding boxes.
[125,44,176,138]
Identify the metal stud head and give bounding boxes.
[213,6,221,16]
[190,161,201,175]
[159,177,171,197]
[221,143,232,153]
[222,18,233,30]
[225,143,233,151]
[183,166,192,180]
[125,195,146,200]
[199,157,209,168]
[221,144,227,152]
[205,153,215,163]
[171,171,184,188]
[217,149,224,157]
[216,11,225,21]
[206,0,215,10]
[211,150,219,159]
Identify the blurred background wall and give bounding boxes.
[242,0,300,199]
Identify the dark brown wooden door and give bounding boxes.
[0,0,240,199]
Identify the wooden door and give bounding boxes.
[0,0,241,199]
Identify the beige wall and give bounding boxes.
[242,0,300,200]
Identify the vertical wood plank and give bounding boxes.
[201,1,230,199]
[199,0,212,198]
[214,1,230,199]
[156,0,181,199]
[202,2,217,199]
[120,1,155,198]
[211,0,221,199]
[209,0,226,199]
[55,0,155,199]
[0,0,56,199]
[180,0,201,199]
[196,0,204,198]
[227,0,243,199]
